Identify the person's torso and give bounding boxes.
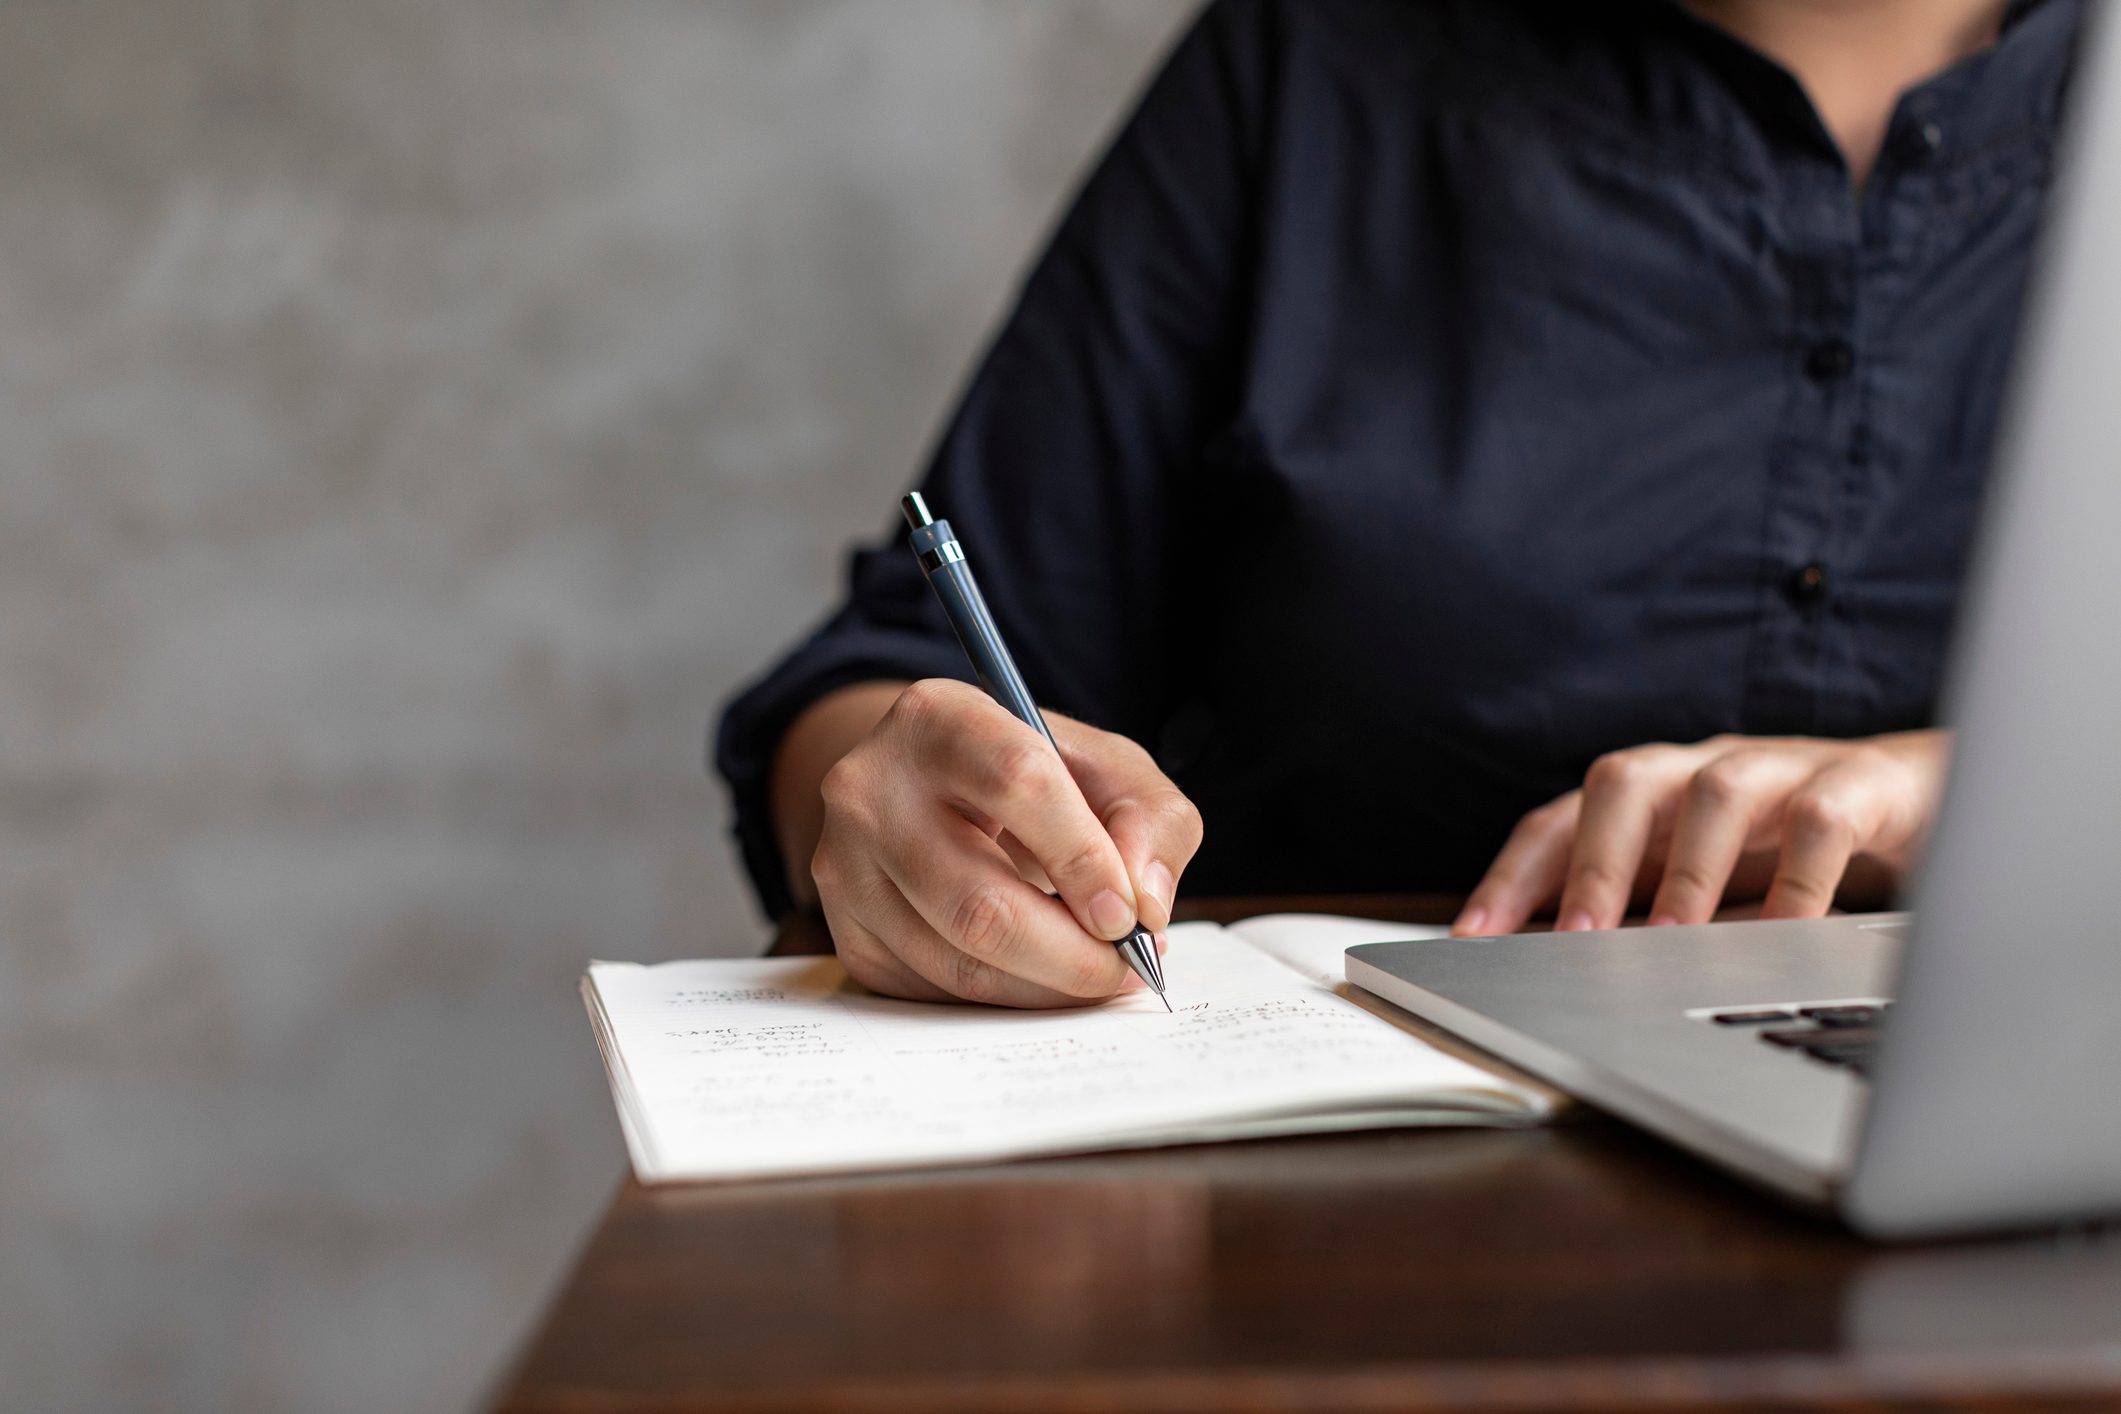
[1166,0,2078,894]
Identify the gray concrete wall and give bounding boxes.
[0,2,1197,1408]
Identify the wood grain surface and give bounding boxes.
[492,898,2121,1412]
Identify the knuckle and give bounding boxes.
[817,755,865,814]
[981,738,1054,803]
[1689,757,1755,810]
[890,678,979,746]
[1114,788,1204,851]
[1583,752,1635,791]
[1047,835,1111,890]
[950,881,1020,959]
[1786,790,1852,839]
[893,677,956,722]
[1149,789,1206,851]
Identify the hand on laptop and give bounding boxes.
[1453,730,1951,937]
[809,679,1200,1006]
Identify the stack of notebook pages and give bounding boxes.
[583,913,1561,1183]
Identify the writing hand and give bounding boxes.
[812,678,1203,1006]
[1454,730,1951,936]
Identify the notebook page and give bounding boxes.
[1228,913,1566,1114]
[586,921,1534,1183]
[1228,912,1452,988]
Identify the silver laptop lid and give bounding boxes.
[1847,6,2121,1236]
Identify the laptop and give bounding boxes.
[1347,11,2121,1240]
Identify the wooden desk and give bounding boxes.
[492,897,2121,1412]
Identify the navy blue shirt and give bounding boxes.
[718,0,2082,919]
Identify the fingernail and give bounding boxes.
[1455,907,1488,937]
[1557,910,1595,934]
[1089,889,1134,939]
[1647,913,1679,928]
[1141,861,1175,918]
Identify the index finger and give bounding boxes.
[1456,794,1580,936]
[1555,749,1684,931]
[1052,720,1203,933]
[881,807,1134,999]
[901,686,1141,943]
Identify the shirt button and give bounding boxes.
[1787,563,1829,604]
[1898,120,1945,165]
[1805,339,1855,383]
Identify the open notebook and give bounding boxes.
[583,914,1561,1184]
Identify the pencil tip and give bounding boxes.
[1161,993,1173,1012]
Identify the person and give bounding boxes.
[717,0,2082,1007]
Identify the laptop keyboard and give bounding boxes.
[1699,1001,1890,1079]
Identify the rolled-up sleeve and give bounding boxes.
[714,0,1270,918]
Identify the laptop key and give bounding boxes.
[1799,1005,1881,1027]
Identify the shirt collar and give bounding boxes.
[1654,0,2085,169]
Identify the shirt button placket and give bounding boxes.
[1744,164,1864,737]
